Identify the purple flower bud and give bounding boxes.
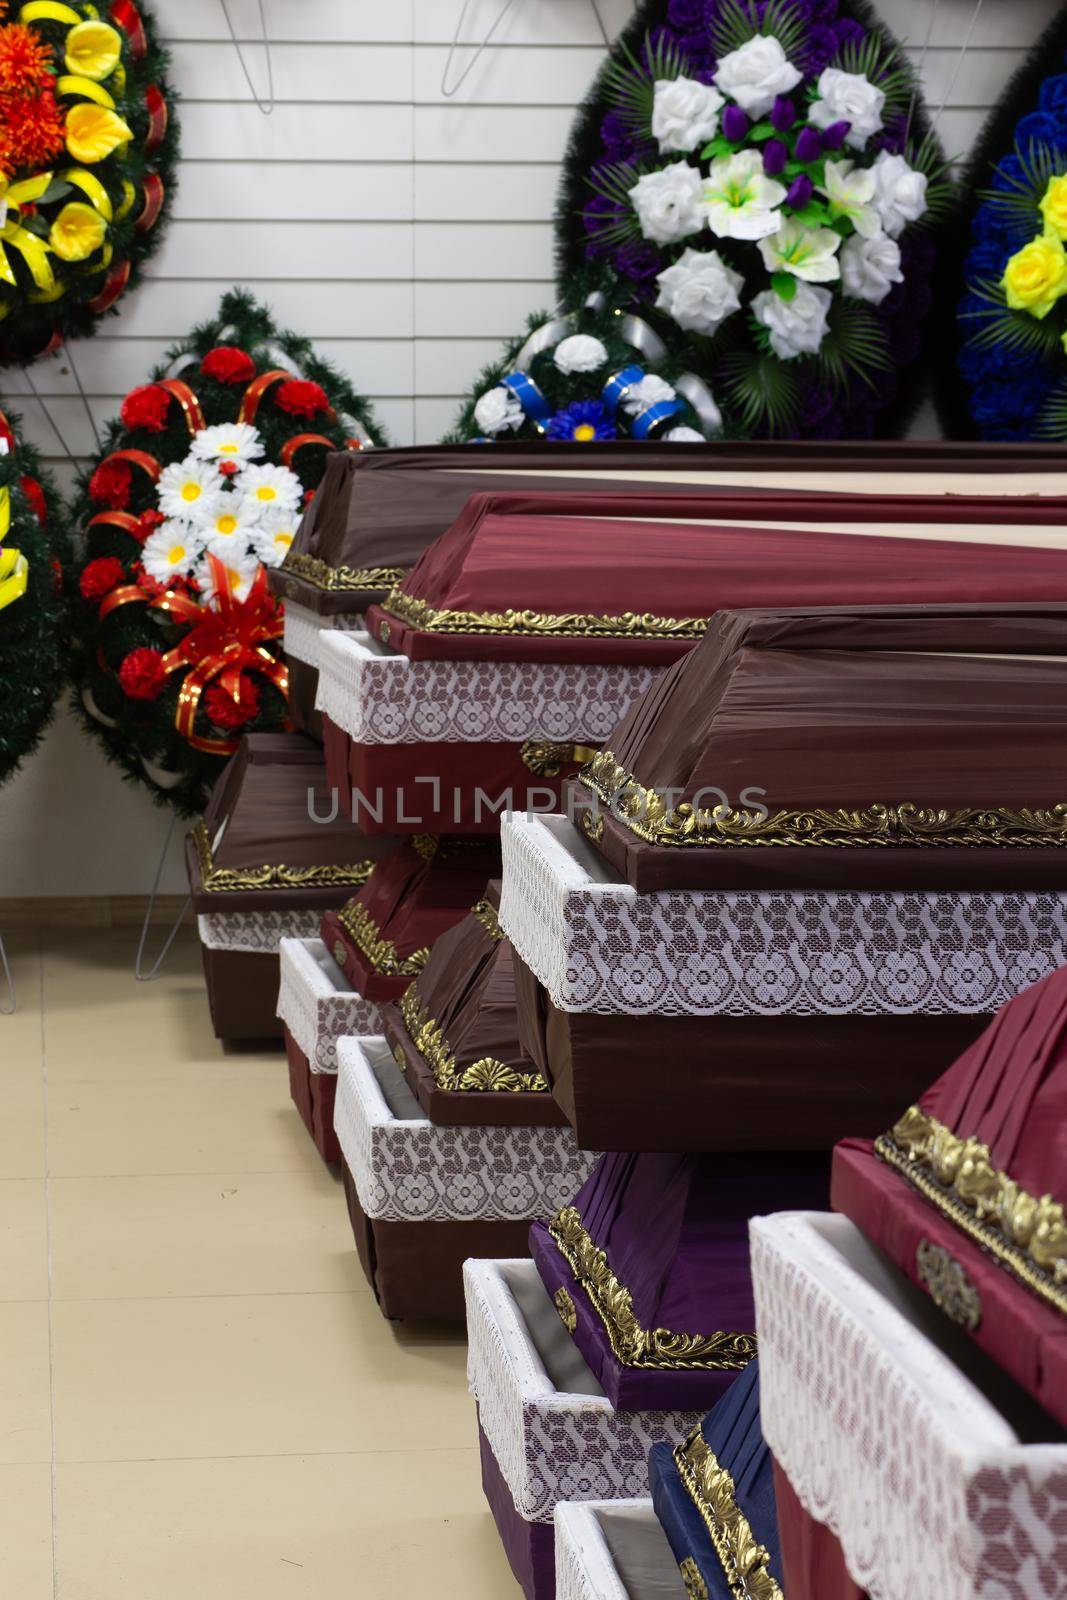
[795,126,823,163]
[820,119,851,151]
[762,138,788,177]
[722,104,748,143]
[770,95,796,133]
[786,174,814,210]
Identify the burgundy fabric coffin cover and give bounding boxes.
[198,946,284,1043]
[833,966,1067,1429]
[513,951,990,1152]
[284,1030,340,1164]
[571,604,1067,893]
[380,881,566,1127]
[530,1149,829,1411]
[772,1459,870,1600]
[272,439,1066,618]
[319,834,500,1001]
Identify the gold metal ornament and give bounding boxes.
[398,985,549,1094]
[336,900,430,977]
[679,1558,709,1600]
[192,819,374,893]
[554,1287,577,1335]
[674,1429,783,1600]
[916,1239,982,1331]
[520,740,600,778]
[380,587,708,641]
[281,552,407,593]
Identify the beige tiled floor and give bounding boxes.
[0,925,518,1598]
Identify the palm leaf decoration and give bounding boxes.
[583,160,651,246]
[602,32,695,134]
[719,348,801,434]
[816,303,891,395]
[1037,380,1067,440]
[709,0,809,64]
[981,140,1067,221]
[960,278,1064,357]
[834,34,911,119]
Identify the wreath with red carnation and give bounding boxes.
[0,401,68,784]
[70,289,386,814]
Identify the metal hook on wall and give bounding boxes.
[220,0,275,115]
[440,0,521,97]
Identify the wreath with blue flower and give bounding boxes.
[945,8,1067,441]
[556,0,951,440]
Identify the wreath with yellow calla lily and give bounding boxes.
[0,0,177,363]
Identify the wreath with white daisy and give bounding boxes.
[70,289,385,814]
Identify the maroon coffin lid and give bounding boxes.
[832,965,1067,1429]
[380,881,566,1128]
[269,440,1067,618]
[185,732,394,915]
[568,603,1067,893]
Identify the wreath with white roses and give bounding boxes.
[557,0,950,439]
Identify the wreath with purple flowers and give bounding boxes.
[557,0,950,440]
[942,7,1067,441]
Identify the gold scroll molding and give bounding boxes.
[398,984,549,1094]
[380,586,708,641]
[520,739,600,778]
[281,552,407,593]
[192,820,373,894]
[673,1429,783,1600]
[336,900,429,977]
[553,1287,577,1335]
[547,1205,756,1372]
[470,897,503,942]
[916,1239,982,1331]
[678,1558,709,1600]
[876,1105,1067,1318]
[580,751,1067,852]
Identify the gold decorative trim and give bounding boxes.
[580,751,1067,852]
[282,552,407,593]
[554,1287,577,1335]
[876,1105,1067,1318]
[679,1558,709,1600]
[411,835,438,862]
[547,1205,756,1373]
[470,898,503,942]
[398,984,549,1094]
[581,809,604,844]
[336,900,429,978]
[520,739,599,778]
[916,1239,982,1331]
[192,820,373,894]
[381,586,708,641]
[674,1428,783,1600]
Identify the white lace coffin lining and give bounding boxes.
[332,1038,596,1225]
[276,937,381,1073]
[197,908,321,954]
[314,629,659,746]
[464,1257,701,1525]
[555,1501,682,1600]
[282,601,364,671]
[751,1211,1067,1600]
[499,814,1067,1017]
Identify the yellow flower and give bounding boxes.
[65,103,133,165]
[64,20,123,81]
[1040,173,1067,242]
[1001,235,1067,319]
[49,201,106,261]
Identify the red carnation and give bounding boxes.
[204,677,261,730]
[88,458,132,509]
[79,556,126,602]
[201,345,256,385]
[19,474,47,525]
[136,509,166,541]
[119,647,168,702]
[120,384,171,434]
[275,379,331,419]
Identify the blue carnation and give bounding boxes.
[970,376,1046,436]
[965,241,1007,278]
[1015,112,1067,153]
[1038,74,1067,125]
[990,155,1025,192]
[546,400,616,443]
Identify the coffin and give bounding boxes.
[379,881,566,1127]
[751,1211,1066,1600]
[834,966,1067,1429]
[318,834,500,1001]
[554,1501,688,1600]
[333,1038,592,1321]
[185,733,391,1040]
[573,605,1067,893]
[465,1256,703,1600]
[276,936,381,1163]
[281,601,365,740]
[529,1149,828,1411]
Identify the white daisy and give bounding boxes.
[201,496,260,553]
[157,456,223,519]
[189,422,265,466]
[141,520,204,583]
[196,549,262,605]
[250,508,298,568]
[235,462,303,517]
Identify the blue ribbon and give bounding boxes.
[601,363,644,416]
[503,370,551,423]
[631,398,681,440]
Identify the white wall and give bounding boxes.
[0,0,1059,898]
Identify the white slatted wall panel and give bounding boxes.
[0,0,1060,896]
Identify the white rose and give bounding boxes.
[870,150,928,238]
[713,35,802,119]
[553,334,608,375]
[665,425,707,442]
[629,161,705,245]
[651,76,725,154]
[752,282,833,360]
[621,373,676,416]
[655,246,744,335]
[840,231,903,304]
[473,386,523,436]
[808,67,885,150]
